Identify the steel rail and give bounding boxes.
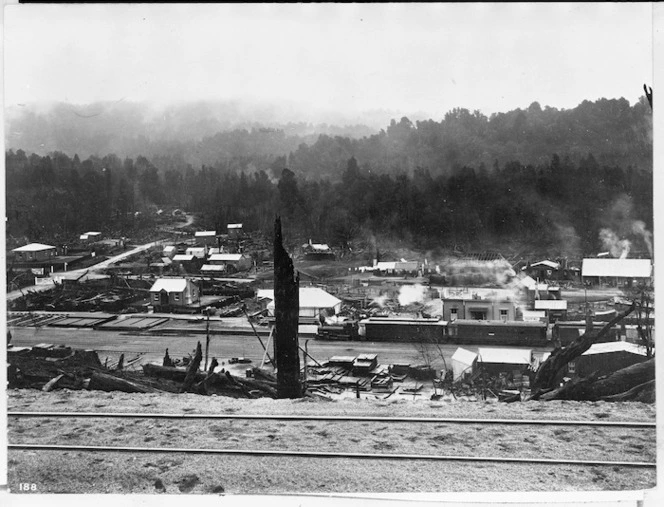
[7,443,655,468]
[7,411,656,428]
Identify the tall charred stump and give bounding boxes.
[273,217,302,398]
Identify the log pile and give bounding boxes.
[7,342,281,399]
[9,279,148,313]
[539,359,655,403]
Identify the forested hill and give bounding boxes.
[6,97,652,177]
[287,97,652,179]
[6,95,653,258]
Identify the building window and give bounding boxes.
[470,310,486,320]
[500,309,508,322]
[174,294,180,302]
[450,308,458,321]
[153,294,159,301]
[568,361,576,374]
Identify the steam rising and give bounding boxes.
[631,220,653,257]
[371,294,389,308]
[598,195,653,259]
[440,259,516,287]
[398,284,427,306]
[599,228,631,259]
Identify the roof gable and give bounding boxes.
[149,278,192,293]
[452,347,478,365]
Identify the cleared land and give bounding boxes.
[6,390,656,494]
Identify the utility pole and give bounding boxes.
[204,307,211,371]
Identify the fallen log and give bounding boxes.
[601,379,655,403]
[233,375,278,398]
[540,358,655,402]
[252,367,277,383]
[143,363,191,382]
[88,371,157,393]
[42,374,65,392]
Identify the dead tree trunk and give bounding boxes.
[273,216,302,399]
[163,348,174,367]
[181,341,203,393]
[532,303,634,395]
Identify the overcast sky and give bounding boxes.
[4,3,654,117]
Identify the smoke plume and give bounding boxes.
[600,195,653,258]
[371,294,389,308]
[599,228,631,259]
[631,220,653,258]
[398,284,427,306]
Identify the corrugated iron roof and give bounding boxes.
[13,243,56,252]
[582,258,652,278]
[477,347,532,364]
[209,253,244,262]
[194,230,217,237]
[261,287,342,308]
[534,300,568,310]
[149,278,191,292]
[530,260,561,270]
[375,261,397,270]
[201,264,226,272]
[173,254,195,261]
[227,223,243,229]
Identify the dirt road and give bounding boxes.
[6,239,166,302]
[8,326,553,374]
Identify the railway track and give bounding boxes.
[8,411,656,468]
[8,411,657,427]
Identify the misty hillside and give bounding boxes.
[5,97,652,176]
[6,95,652,258]
[5,100,383,165]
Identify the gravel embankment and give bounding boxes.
[6,389,657,494]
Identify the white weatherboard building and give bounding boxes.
[581,258,652,286]
[194,230,217,246]
[79,231,102,243]
[451,347,478,381]
[149,278,200,307]
[185,247,208,259]
[207,253,252,272]
[227,223,243,238]
[257,287,342,318]
[12,243,57,262]
[477,347,533,376]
